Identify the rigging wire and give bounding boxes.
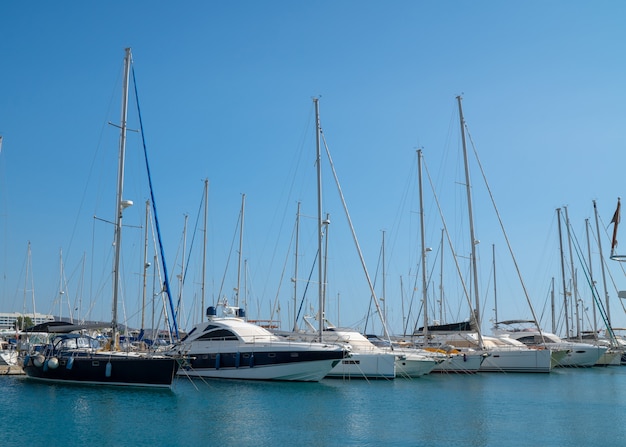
[131,65,178,339]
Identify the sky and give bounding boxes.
[1,1,626,338]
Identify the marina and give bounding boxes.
[3,4,626,446]
[2,365,626,446]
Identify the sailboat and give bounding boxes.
[273,98,399,379]
[418,96,553,373]
[406,149,485,374]
[493,207,609,367]
[21,48,180,388]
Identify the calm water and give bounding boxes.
[2,367,626,446]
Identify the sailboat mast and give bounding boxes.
[381,230,386,324]
[439,228,444,324]
[593,200,612,324]
[417,149,429,338]
[236,193,245,308]
[178,213,188,319]
[457,96,481,327]
[556,208,570,338]
[564,206,578,339]
[141,200,150,331]
[111,47,133,350]
[314,97,324,341]
[493,244,498,325]
[201,179,209,322]
[293,201,301,331]
[585,218,598,334]
[23,242,34,330]
[550,277,555,333]
[323,213,330,326]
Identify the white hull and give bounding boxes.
[432,353,484,374]
[326,352,396,379]
[373,345,440,377]
[277,328,399,379]
[596,350,622,366]
[424,332,553,373]
[479,347,553,373]
[180,358,340,381]
[554,343,607,367]
[394,352,438,378]
[491,324,608,368]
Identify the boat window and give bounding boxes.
[56,338,76,350]
[180,327,196,342]
[76,337,92,349]
[197,329,239,341]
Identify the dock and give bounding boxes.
[0,365,24,375]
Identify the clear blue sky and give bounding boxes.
[1,1,626,337]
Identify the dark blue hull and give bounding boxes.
[22,353,179,388]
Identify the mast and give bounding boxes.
[439,228,444,325]
[23,242,35,330]
[400,275,406,335]
[201,179,209,322]
[550,277,556,334]
[141,200,150,332]
[111,47,133,350]
[585,218,598,335]
[564,206,578,339]
[457,96,481,330]
[292,201,301,331]
[381,229,386,325]
[178,213,188,319]
[594,200,612,324]
[556,208,570,338]
[314,98,325,341]
[235,193,245,308]
[493,244,498,326]
[323,213,330,327]
[418,149,429,339]
[57,249,66,322]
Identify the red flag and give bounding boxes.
[611,197,621,255]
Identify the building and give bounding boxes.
[0,312,55,330]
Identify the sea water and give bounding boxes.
[2,367,626,447]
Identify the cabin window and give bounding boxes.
[198,329,239,341]
[180,327,196,342]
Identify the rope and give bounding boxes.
[131,66,179,339]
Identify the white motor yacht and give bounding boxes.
[172,306,348,381]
